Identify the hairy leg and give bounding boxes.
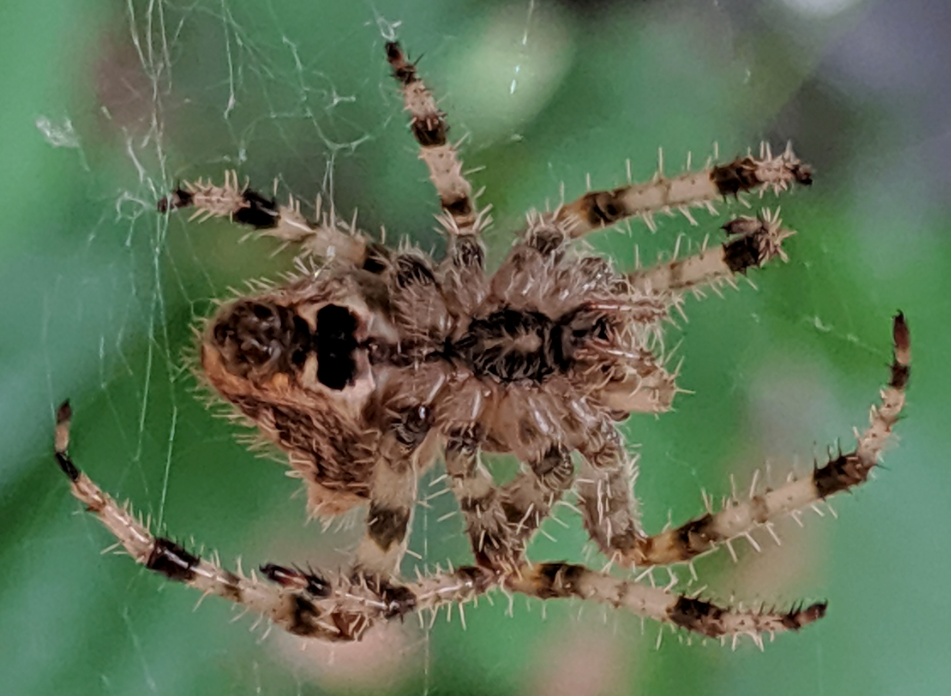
[581,314,910,568]
[384,42,486,247]
[554,143,810,237]
[627,210,794,297]
[506,562,825,642]
[158,170,368,264]
[54,404,826,642]
[353,407,434,577]
[444,430,575,572]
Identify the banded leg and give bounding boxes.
[158,170,368,264]
[575,423,646,559]
[506,562,825,642]
[497,446,576,565]
[54,402,386,641]
[384,42,487,272]
[554,143,811,237]
[445,432,575,572]
[443,429,508,569]
[589,314,911,568]
[627,210,794,297]
[354,406,433,577]
[53,405,826,642]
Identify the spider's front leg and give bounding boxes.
[385,41,488,309]
[627,209,794,298]
[583,314,910,569]
[554,143,811,237]
[158,170,369,264]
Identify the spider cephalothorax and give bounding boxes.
[54,39,909,645]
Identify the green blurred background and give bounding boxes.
[2,0,949,694]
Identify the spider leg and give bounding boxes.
[390,560,826,640]
[53,402,372,641]
[575,422,646,556]
[627,209,794,297]
[554,143,811,238]
[157,170,368,264]
[583,314,910,568]
[445,432,575,572]
[385,42,488,276]
[353,406,434,577]
[53,405,826,642]
[506,562,825,640]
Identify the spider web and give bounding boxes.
[10,0,950,694]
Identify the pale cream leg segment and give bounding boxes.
[554,143,810,238]
[158,170,368,264]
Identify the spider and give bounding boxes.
[54,40,910,645]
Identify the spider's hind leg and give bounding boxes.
[53,402,369,641]
[582,314,910,569]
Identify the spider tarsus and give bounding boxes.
[156,186,193,213]
[384,41,416,85]
[781,601,827,630]
[721,214,783,274]
[53,399,79,482]
[890,311,911,389]
[792,163,813,186]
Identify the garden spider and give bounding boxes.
[54,39,910,645]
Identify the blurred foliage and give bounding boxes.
[1,0,949,694]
